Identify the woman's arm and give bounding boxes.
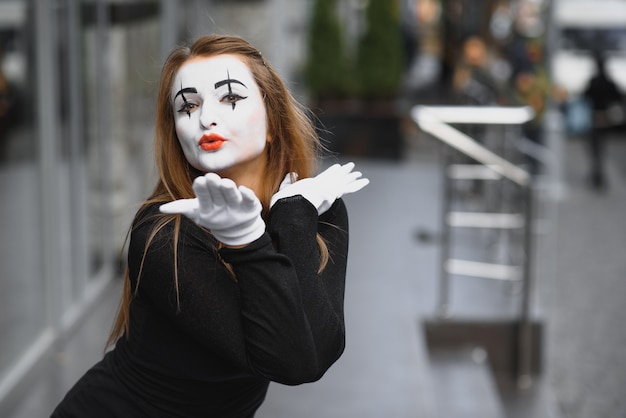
[220,197,349,384]
[129,199,349,385]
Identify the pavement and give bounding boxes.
[540,132,626,418]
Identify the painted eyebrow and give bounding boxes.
[214,78,247,89]
[174,87,198,100]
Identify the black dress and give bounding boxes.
[52,196,349,417]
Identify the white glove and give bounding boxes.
[270,162,369,215]
[160,173,265,246]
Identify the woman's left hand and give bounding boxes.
[270,162,369,215]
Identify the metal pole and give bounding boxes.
[437,146,453,318]
[517,181,535,388]
[160,0,179,63]
[35,0,62,328]
[96,0,114,274]
[67,0,88,302]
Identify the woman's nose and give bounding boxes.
[199,106,218,129]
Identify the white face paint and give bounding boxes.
[172,54,268,179]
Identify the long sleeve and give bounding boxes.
[126,197,349,386]
[221,196,349,384]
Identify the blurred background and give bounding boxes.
[0,0,625,417]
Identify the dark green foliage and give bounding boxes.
[305,0,405,100]
[354,0,405,98]
[305,0,352,99]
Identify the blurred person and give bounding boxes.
[452,35,502,105]
[583,53,624,189]
[400,0,419,70]
[51,34,368,417]
[500,28,550,174]
[512,66,548,173]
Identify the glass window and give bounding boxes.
[0,0,47,379]
[108,7,161,250]
[82,1,161,279]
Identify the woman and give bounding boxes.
[52,34,367,417]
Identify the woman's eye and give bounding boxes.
[222,93,247,104]
[177,102,197,113]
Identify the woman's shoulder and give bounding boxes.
[131,202,167,234]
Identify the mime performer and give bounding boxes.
[52,34,368,417]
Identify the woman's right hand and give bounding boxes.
[160,173,266,246]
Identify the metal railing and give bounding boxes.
[412,105,538,386]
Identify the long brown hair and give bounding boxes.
[107,35,324,348]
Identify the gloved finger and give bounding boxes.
[320,162,357,183]
[192,175,214,210]
[239,185,261,211]
[159,198,199,215]
[339,161,356,173]
[334,162,356,176]
[317,163,343,180]
[331,169,362,190]
[341,177,369,195]
[218,178,243,206]
[202,173,228,207]
[329,169,368,197]
[339,164,366,185]
[341,169,363,182]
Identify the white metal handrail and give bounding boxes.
[411,105,534,186]
[413,105,535,124]
[412,105,537,387]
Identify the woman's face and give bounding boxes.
[171,54,268,180]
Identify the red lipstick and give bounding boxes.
[199,133,225,151]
